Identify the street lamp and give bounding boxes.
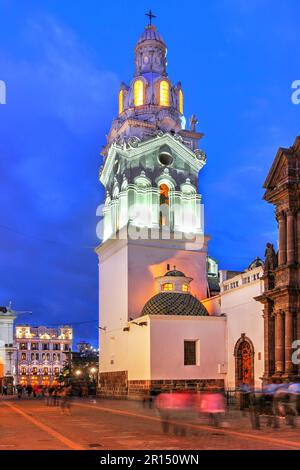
[75,370,82,377]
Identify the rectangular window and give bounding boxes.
[53,343,60,351]
[20,343,27,350]
[162,283,173,291]
[31,343,38,350]
[184,340,197,366]
[42,344,49,350]
[21,353,26,361]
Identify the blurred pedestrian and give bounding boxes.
[197,387,225,427]
[61,385,72,415]
[16,383,23,399]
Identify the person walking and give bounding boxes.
[16,383,23,399]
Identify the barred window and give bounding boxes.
[184,340,197,366]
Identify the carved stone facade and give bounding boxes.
[256,136,300,382]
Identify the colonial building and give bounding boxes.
[15,325,72,386]
[256,136,300,383]
[96,19,268,397]
[96,20,226,397]
[0,306,16,391]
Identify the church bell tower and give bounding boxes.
[96,19,210,388]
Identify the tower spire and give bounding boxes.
[145,9,156,26]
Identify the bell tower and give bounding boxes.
[96,19,210,382]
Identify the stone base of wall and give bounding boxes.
[98,371,128,398]
[128,379,225,398]
[98,373,224,399]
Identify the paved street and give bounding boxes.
[0,397,300,450]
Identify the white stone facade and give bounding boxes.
[0,307,16,389]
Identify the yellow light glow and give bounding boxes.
[160,80,169,106]
[134,80,144,106]
[179,89,183,114]
[182,283,189,292]
[162,283,173,291]
[119,89,123,114]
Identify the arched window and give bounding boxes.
[162,283,173,291]
[118,89,123,114]
[134,80,144,106]
[159,184,170,226]
[179,89,183,114]
[159,80,169,106]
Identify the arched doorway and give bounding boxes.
[234,335,254,388]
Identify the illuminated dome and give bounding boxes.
[141,292,209,317]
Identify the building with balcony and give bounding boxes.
[15,325,72,387]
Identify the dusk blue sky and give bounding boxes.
[0,1,299,345]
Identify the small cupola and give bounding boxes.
[156,266,193,294]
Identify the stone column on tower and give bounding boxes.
[284,310,294,375]
[263,302,275,379]
[277,211,287,266]
[297,210,300,264]
[274,310,285,375]
[286,209,295,265]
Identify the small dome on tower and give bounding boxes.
[137,25,165,46]
[164,269,186,277]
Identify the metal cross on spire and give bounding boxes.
[145,9,156,26]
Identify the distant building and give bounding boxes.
[15,325,72,387]
[76,341,93,355]
[0,307,16,391]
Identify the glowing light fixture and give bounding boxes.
[159,80,169,106]
[134,80,144,106]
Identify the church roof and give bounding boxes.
[141,292,209,317]
[136,25,165,46]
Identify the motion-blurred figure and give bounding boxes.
[61,385,73,415]
[156,391,194,435]
[196,387,225,427]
